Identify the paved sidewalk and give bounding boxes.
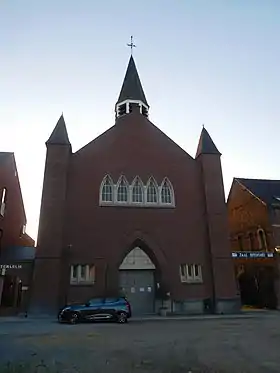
[0,309,277,323]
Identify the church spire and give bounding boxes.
[115,39,149,119]
[195,127,221,158]
[46,114,71,146]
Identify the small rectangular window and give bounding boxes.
[72,265,78,279]
[80,265,87,279]
[70,264,95,284]
[179,263,202,283]
[193,264,199,277]
[179,264,186,278]
[88,265,95,282]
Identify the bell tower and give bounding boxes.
[115,37,149,119]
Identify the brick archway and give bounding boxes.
[117,231,168,316]
[118,230,168,273]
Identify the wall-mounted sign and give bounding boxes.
[139,287,145,292]
[232,251,274,259]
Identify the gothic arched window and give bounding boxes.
[132,176,144,203]
[146,178,158,203]
[249,232,254,251]
[258,229,267,251]
[117,176,128,202]
[160,178,174,204]
[100,175,113,202]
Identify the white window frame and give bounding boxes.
[179,264,203,283]
[99,175,114,205]
[99,175,175,209]
[131,176,144,204]
[70,264,95,285]
[116,175,129,204]
[159,177,175,206]
[145,177,159,205]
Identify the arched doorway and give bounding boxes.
[237,265,277,309]
[0,274,22,313]
[119,246,156,315]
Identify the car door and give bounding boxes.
[82,298,104,321]
[101,298,119,320]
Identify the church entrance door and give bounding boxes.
[119,247,156,316]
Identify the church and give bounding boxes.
[29,53,239,316]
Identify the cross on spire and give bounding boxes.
[127,35,136,55]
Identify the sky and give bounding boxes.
[0,0,279,241]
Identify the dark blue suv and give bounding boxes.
[58,297,132,324]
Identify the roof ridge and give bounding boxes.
[237,177,280,182]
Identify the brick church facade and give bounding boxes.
[29,56,240,315]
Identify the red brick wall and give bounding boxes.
[64,113,210,302]
[0,154,34,252]
[198,155,237,299]
[30,144,71,313]
[32,112,238,312]
[227,180,271,251]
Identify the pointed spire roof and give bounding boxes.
[117,56,149,106]
[196,127,221,157]
[46,115,71,146]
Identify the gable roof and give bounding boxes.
[116,56,149,106]
[46,115,71,146]
[0,152,14,165]
[74,111,195,162]
[195,127,221,157]
[236,178,280,206]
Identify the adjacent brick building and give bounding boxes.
[227,178,280,309]
[29,55,239,316]
[0,152,35,314]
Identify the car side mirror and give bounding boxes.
[85,302,90,307]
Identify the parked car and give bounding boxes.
[58,297,131,324]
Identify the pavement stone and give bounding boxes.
[1,315,280,372]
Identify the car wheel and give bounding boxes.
[58,314,63,323]
[69,312,79,324]
[117,312,127,324]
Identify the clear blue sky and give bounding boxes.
[1,0,279,240]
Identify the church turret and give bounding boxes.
[29,115,71,315]
[196,126,221,157]
[46,114,71,146]
[196,127,240,314]
[115,46,149,119]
